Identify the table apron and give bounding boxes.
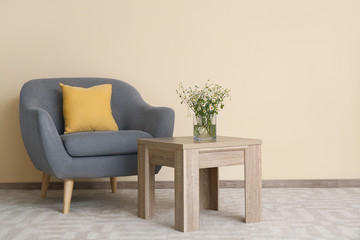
[147,146,247,169]
[198,146,246,169]
[149,148,176,167]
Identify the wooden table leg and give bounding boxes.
[244,145,262,223]
[175,149,199,232]
[199,168,219,210]
[138,144,155,219]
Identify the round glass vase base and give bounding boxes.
[193,125,216,141]
[193,135,216,141]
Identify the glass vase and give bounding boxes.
[193,114,217,141]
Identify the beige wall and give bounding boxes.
[1,0,359,183]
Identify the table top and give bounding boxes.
[137,136,262,150]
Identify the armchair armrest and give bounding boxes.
[19,105,72,179]
[126,102,175,138]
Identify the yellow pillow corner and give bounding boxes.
[59,83,119,134]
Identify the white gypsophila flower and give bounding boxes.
[177,80,230,116]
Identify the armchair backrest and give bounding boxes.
[20,78,145,134]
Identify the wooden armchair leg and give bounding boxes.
[41,172,51,198]
[63,179,74,214]
[110,177,117,193]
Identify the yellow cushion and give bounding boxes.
[60,83,119,134]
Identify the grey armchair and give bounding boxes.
[19,77,174,213]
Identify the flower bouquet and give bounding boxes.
[177,80,231,140]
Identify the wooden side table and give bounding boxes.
[137,136,262,232]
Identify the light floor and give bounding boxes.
[0,188,359,240]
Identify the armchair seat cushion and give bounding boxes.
[60,130,152,157]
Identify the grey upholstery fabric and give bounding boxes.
[60,130,152,157]
[19,78,174,179]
